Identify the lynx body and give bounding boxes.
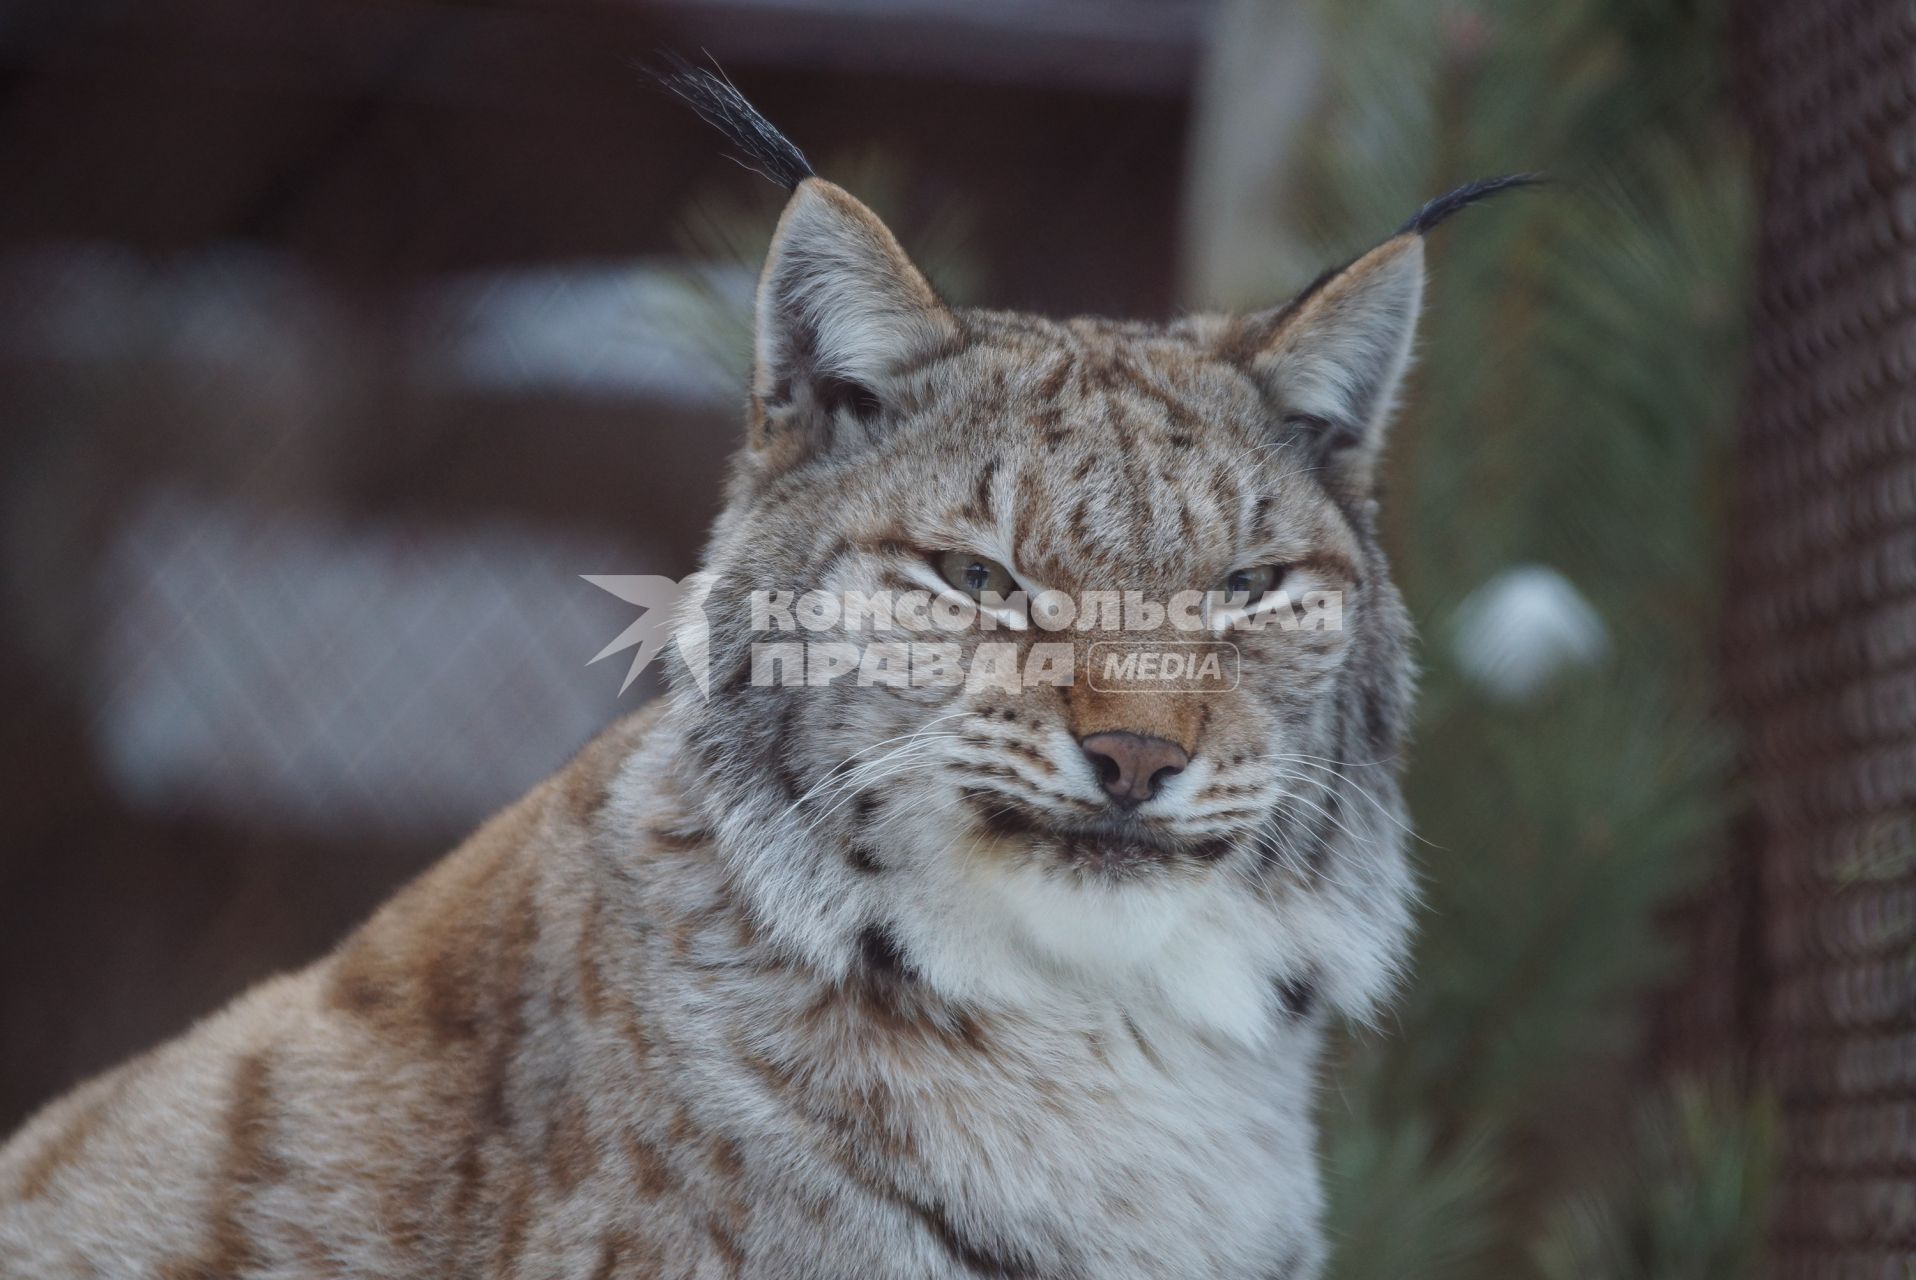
[0,71,1526,1279]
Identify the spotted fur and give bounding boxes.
[0,83,1527,1277]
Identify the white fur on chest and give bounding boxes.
[936,1012,1328,1278]
[690,964,1330,1280]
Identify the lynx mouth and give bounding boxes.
[960,789,1234,877]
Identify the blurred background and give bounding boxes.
[0,0,1906,1274]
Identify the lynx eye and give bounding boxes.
[936,552,1017,600]
[1216,565,1285,599]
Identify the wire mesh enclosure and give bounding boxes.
[1684,0,1916,1270]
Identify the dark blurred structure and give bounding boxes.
[0,0,1201,1130]
[1658,0,1916,1272]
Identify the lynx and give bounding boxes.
[0,68,1526,1279]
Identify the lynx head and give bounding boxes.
[655,64,1529,1039]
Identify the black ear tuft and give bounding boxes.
[1397,173,1543,236]
[644,53,816,191]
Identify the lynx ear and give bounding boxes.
[1237,233,1425,495]
[1237,173,1537,494]
[749,179,958,473]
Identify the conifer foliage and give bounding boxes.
[1187,0,1772,1273]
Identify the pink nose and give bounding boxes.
[1078,731,1190,808]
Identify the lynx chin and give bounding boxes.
[0,64,1531,1280]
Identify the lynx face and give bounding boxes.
[672,179,1434,1038]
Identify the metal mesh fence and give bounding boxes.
[0,248,725,1130]
[1699,0,1916,1270]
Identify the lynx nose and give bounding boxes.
[1078,731,1189,808]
